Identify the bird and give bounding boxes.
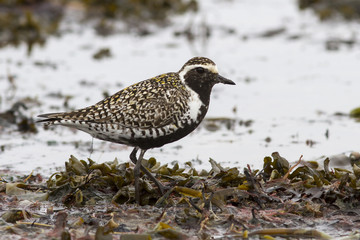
[38,56,235,204]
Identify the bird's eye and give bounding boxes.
[196,67,205,74]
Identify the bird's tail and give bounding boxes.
[36,113,65,123]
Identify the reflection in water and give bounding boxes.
[0,0,198,55]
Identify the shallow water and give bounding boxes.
[0,0,359,174]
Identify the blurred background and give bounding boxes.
[0,0,359,174]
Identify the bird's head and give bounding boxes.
[179,56,235,87]
[178,57,235,104]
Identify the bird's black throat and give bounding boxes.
[184,75,215,106]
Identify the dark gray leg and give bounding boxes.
[133,149,146,204]
[129,147,166,197]
[129,147,139,164]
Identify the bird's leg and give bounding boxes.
[129,147,166,196]
[129,147,139,164]
[133,149,146,204]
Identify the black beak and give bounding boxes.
[217,74,235,85]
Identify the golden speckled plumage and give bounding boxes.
[58,72,188,129]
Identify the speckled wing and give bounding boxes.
[38,73,190,130]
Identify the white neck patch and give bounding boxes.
[185,85,204,122]
[178,64,218,83]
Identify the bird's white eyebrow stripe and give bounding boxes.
[178,64,218,82]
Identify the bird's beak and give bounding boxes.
[217,74,235,85]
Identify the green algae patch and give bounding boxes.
[1,152,360,239]
[350,107,360,120]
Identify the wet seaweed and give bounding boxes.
[0,1,64,55]
[80,0,198,26]
[92,48,112,60]
[1,151,360,239]
[0,0,198,55]
[350,106,360,120]
[0,101,38,133]
[298,0,360,21]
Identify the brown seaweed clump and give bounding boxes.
[298,0,360,21]
[0,0,198,55]
[1,152,360,239]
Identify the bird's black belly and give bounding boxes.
[131,121,202,149]
[92,117,205,150]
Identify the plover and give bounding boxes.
[38,57,235,204]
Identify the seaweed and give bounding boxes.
[0,101,38,133]
[350,107,360,120]
[1,152,360,239]
[0,0,198,55]
[298,0,360,21]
